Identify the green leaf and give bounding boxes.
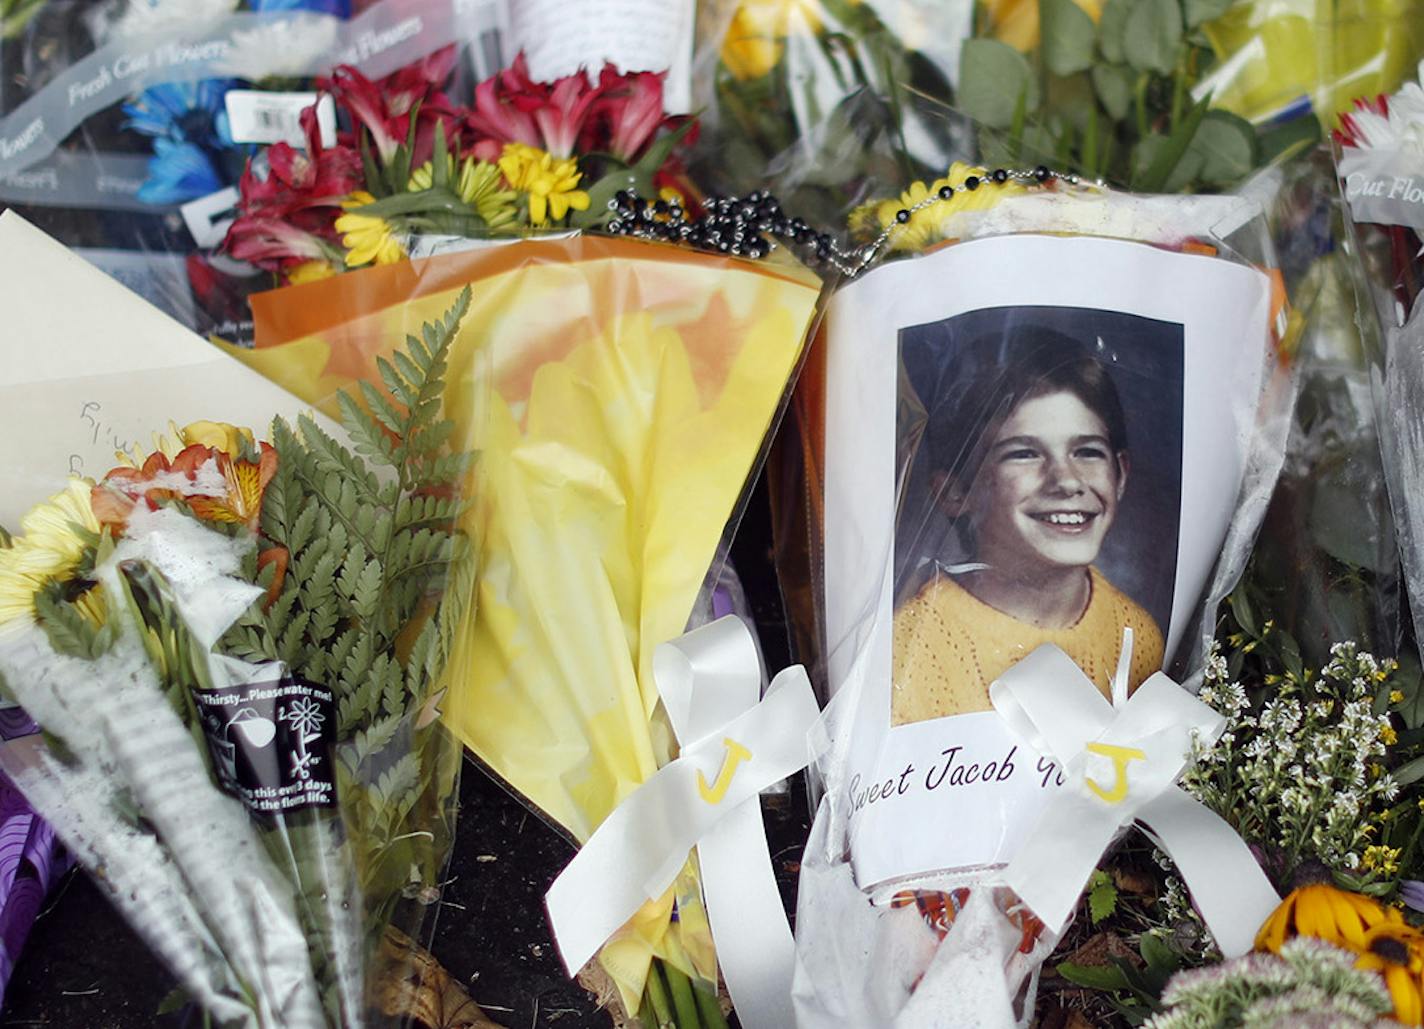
[1091,63,1136,121]
[1123,0,1183,76]
[1097,0,1132,64]
[1057,961,1130,990]
[1139,933,1178,976]
[1042,0,1097,75]
[1229,579,1260,638]
[1191,109,1258,186]
[1184,0,1234,27]
[1132,95,1209,192]
[1391,754,1424,786]
[1088,871,1118,924]
[958,39,1039,130]
[1393,654,1424,730]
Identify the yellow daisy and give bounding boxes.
[0,480,103,626]
[335,191,405,267]
[498,143,590,226]
[850,163,1030,253]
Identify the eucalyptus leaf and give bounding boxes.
[1184,0,1234,27]
[1097,0,1131,64]
[959,39,1038,129]
[1123,0,1183,77]
[1042,0,1096,75]
[1091,63,1136,121]
[1191,109,1258,186]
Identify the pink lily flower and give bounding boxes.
[224,216,331,271]
[533,71,603,158]
[593,67,668,162]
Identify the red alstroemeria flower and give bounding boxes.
[591,67,670,162]
[465,52,545,155]
[323,50,459,165]
[225,215,333,271]
[532,71,603,158]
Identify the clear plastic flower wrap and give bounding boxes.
[1335,65,1424,661]
[771,176,1296,1025]
[689,0,971,228]
[0,0,494,343]
[217,233,831,1026]
[0,211,483,1027]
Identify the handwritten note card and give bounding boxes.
[0,210,340,532]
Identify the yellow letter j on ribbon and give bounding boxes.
[1083,742,1146,805]
[698,738,752,805]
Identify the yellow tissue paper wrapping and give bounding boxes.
[226,235,825,1010]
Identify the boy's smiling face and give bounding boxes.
[964,389,1127,579]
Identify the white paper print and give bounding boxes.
[505,0,695,113]
[822,234,1273,890]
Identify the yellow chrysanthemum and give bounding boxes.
[410,157,519,229]
[285,260,337,286]
[0,480,103,626]
[497,143,590,226]
[335,191,405,267]
[1256,883,1401,955]
[1356,922,1424,1025]
[850,162,1030,253]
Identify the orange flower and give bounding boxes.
[93,443,277,534]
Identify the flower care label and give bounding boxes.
[225,91,337,148]
[506,0,695,113]
[1340,148,1424,230]
[194,674,337,814]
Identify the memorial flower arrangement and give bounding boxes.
[224,51,697,283]
[120,0,353,206]
[0,291,480,1027]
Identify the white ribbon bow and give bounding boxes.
[545,616,820,1028]
[990,631,1279,957]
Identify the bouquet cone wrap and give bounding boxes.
[231,236,825,1006]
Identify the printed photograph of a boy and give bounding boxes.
[891,307,1184,725]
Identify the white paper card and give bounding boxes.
[224,90,338,149]
[0,210,342,532]
[180,186,241,249]
[822,234,1272,889]
[506,0,694,113]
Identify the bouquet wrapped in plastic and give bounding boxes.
[0,0,495,342]
[224,231,829,1026]
[1335,64,1424,657]
[691,0,970,227]
[777,167,1295,1024]
[0,211,480,1028]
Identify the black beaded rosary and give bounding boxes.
[603,165,1092,277]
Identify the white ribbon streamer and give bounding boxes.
[990,631,1279,957]
[545,616,819,1027]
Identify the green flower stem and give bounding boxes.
[662,961,703,1029]
[645,963,676,1029]
[693,982,729,1029]
[1135,72,1151,140]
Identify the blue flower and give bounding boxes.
[1402,879,1424,913]
[123,80,244,205]
[137,138,226,205]
[248,0,350,13]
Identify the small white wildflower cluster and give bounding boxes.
[1182,642,1398,884]
[1146,937,1393,1029]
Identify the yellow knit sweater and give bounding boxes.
[890,567,1165,725]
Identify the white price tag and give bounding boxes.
[224,91,337,149]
